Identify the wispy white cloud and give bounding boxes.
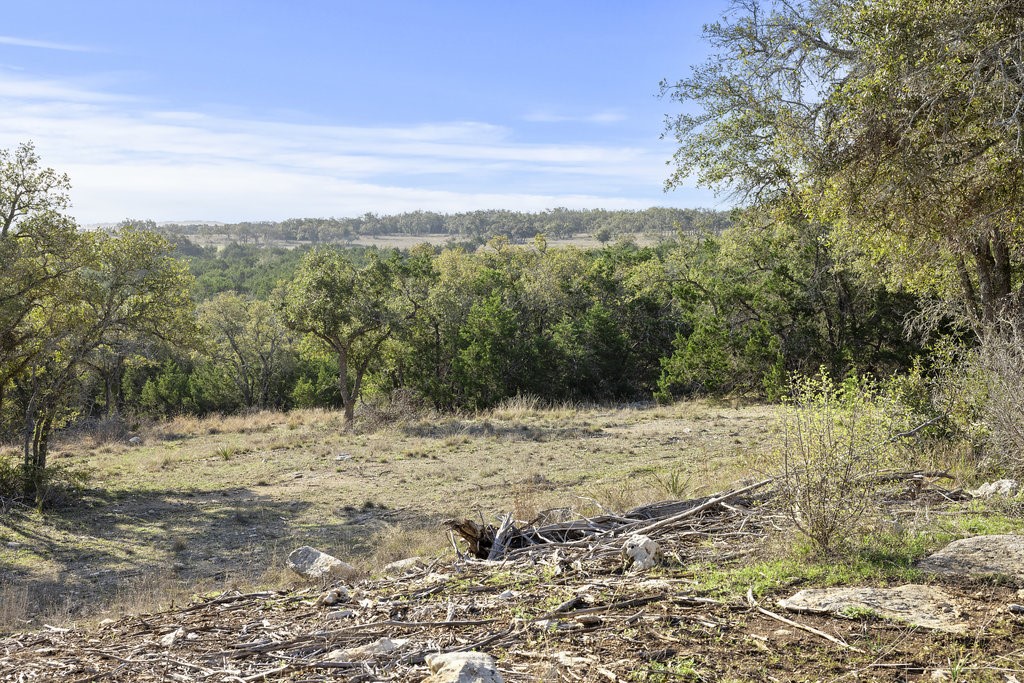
[0,35,96,53]
[523,110,627,124]
[0,73,690,222]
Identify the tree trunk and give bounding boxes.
[337,347,354,426]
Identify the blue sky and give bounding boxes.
[1,2,730,224]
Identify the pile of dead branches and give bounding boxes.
[444,478,773,564]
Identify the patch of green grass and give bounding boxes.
[694,532,930,598]
[629,658,702,682]
[213,445,238,461]
[838,604,880,620]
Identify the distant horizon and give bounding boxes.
[82,204,730,230]
[1,2,731,224]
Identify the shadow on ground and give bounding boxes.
[0,485,446,626]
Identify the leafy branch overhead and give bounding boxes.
[663,0,1024,327]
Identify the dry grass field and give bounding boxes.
[0,399,775,630]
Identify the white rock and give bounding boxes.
[424,652,504,683]
[919,534,1024,583]
[970,479,1020,498]
[778,584,969,633]
[622,534,659,571]
[381,556,426,576]
[286,546,358,581]
[159,627,186,647]
[326,609,355,620]
[128,436,143,446]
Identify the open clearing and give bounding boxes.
[0,400,770,628]
[5,400,1024,680]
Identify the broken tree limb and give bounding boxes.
[756,607,864,653]
[629,478,773,537]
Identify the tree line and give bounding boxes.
[145,206,732,246]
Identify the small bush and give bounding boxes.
[357,388,429,430]
[772,370,913,555]
[975,325,1024,476]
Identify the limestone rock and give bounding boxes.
[286,546,358,581]
[970,479,1020,498]
[424,652,504,683]
[159,626,187,647]
[325,609,355,620]
[918,534,1024,583]
[622,534,659,571]
[316,587,349,605]
[778,584,969,633]
[381,556,425,576]
[328,637,406,661]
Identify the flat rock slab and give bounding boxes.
[778,584,969,633]
[918,534,1024,583]
[424,652,504,683]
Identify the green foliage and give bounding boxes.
[664,0,1024,327]
[0,144,197,504]
[140,360,194,417]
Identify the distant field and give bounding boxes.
[0,399,774,629]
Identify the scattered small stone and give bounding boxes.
[286,546,359,581]
[622,534,659,571]
[970,479,1020,498]
[159,627,186,647]
[331,637,405,661]
[772,628,793,637]
[335,453,352,461]
[5,542,22,549]
[423,651,504,683]
[497,590,517,600]
[97,618,116,628]
[1009,603,1024,615]
[128,436,143,446]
